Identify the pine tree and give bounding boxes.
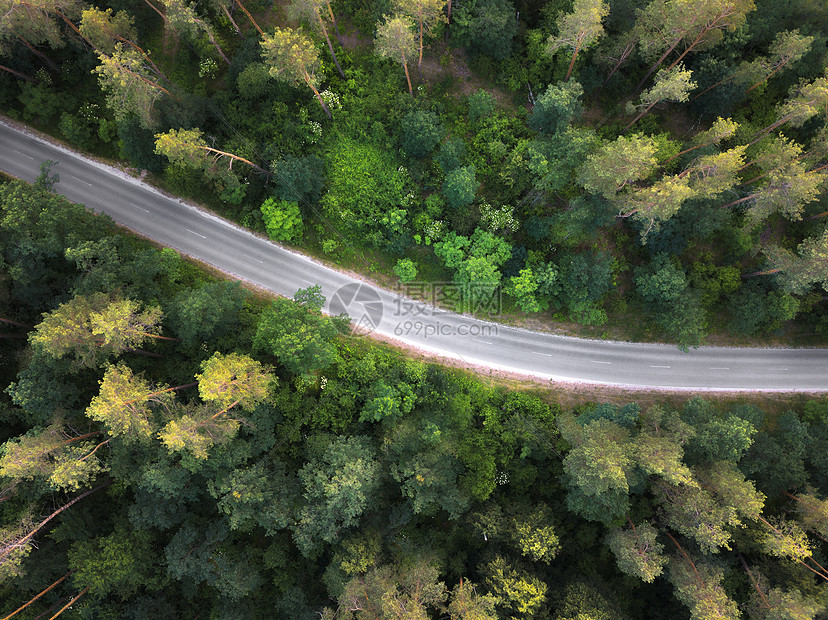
[260,27,332,118]
[375,14,417,96]
[392,0,446,69]
[546,0,608,80]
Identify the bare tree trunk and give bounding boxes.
[17,36,59,72]
[565,39,583,81]
[234,0,263,35]
[221,4,242,35]
[306,78,332,119]
[0,64,35,82]
[47,587,89,620]
[319,18,345,78]
[3,572,72,620]
[623,99,659,131]
[402,55,413,96]
[203,27,231,64]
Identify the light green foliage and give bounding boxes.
[684,146,746,199]
[0,422,102,491]
[618,173,695,240]
[448,579,499,620]
[607,522,667,582]
[510,503,560,562]
[736,30,813,89]
[359,380,416,423]
[774,74,828,129]
[391,0,447,64]
[627,64,696,115]
[86,362,160,440]
[505,268,541,313]
[158,409,240,460]
[669,555,740,620]
[294,436,381,555]
[80,7,137,54]
[400,110,444,158]
[374,13,417,92]
[254,298,341,375]
[260,27,321,89]
[31,293,163,368]
[635,433,694,485]
[657,481,739,553]
[765,230,828,294]
[393,258,418,282]
[482,556,547,617]
[760,517,812,561]
[434,229,512,286]
[196,352,272,411]
[294,284,326,310]
[562,418,633,523]
[443,165,477,209]
[699,461,765,521]
[793,491,828,540]
[334,557,448,618]
[321,138,410,248]
[94,44,166,129]
[578,134,659,198]
[68,529,158,599]
[546,0,608,77]
[529,81,584,135]
[261,197,304,243]
[745,573,826,620]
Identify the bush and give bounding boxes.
[468,90,496,124]
[393,259,419,282]
[400,110,444,158]
[261,198,304,243]
[443,165,477,209]
[452,0,518,60]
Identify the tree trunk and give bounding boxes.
[0,317,33,328]
[319,18,345,78]
[690,74,734,102]
[636,37,682,92]
[0,64,36,82]
[47,586,89,620]
[142,0,167,21]
[720,193,757,209]
[402,55,413,96]
[623,99,658,131]
[234,0,263,35]
[221,4,242,35]
[205,29,230,65]
[565,40,582,81]
[600,40,636,90]
[306,77,332,119]
[3,572,72,620]
[17,37,59,72]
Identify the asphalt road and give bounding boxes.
[2,119,827,391]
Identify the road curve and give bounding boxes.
[1,120,827,391]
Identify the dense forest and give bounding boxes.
[1,176,828,617]
[0,0,826,347]
[1,0,828,617]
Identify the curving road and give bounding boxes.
[2,120,827,391]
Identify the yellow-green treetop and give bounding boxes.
[546,0,608,80]
[374,14,417,96]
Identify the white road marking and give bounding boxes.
[302,279,316,285]
[709,367,730,370]
[186,229,206,239]
[591,360,611,365]
[129,202,150,213]
[769,368,789,371]
[13,149,34,159]
[531,351,553,357]
[473,339,494,345]
[650,365,671,368]
[71,175,92,186]
[243,254,264,264]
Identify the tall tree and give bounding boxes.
[754,74,828,142]
[578,134,659,199]
[634,0,754,91]
[374,14,417,97]
[0,0,84,69]
[763,230,828,294]
[392,0,446,69]
[607,521,667,582]
[160,0,230,64]
[260,27,331,118]
[625,64,696,130]
[287,0,345,77]
[546,0,608,80]
[668,554,740,620]
[154,128,270,189]
[615,173,695,240]
[94,43,172,129]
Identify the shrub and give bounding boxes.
[261,198,304,243]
